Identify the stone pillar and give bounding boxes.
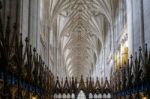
[21,0,29,41]
[53,19,58,76]
[126,0,134,56]
[139,0,145,51]
[111,25,115,71]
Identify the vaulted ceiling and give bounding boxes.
[48,0,113,77]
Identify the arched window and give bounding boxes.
[89,93,93,98]
[98,94,102,98]
[77,90,86,99]
[72,93,75,99]
[62,93,67,99]
[58,93,61,98]
[103,93,107,98]
[107,93,111,98]
[66,93,70,98]
[54,93,58,99]
[94,94,98,98]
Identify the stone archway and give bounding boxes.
[77,90,86,99]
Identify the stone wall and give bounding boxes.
[94,0,150,79]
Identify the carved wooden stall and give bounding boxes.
[111,45,150,99]
[0,2,55,99]
[53,75,112,99]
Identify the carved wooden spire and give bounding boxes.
[79,75,85,90]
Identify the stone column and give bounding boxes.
[126,0,134,56]
[21,0,29,42]
[140,0,145,51]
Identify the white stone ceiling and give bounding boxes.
[48,0,112,77]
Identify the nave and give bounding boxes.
[0,0,150,99]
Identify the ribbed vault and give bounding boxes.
[49,0,112,77]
